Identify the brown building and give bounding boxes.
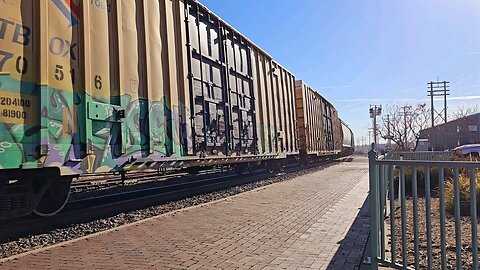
[416,113,480,151]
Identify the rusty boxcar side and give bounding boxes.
[295,80,343,158]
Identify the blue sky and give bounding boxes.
[200,0,480,144]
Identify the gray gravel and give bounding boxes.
[0,162,339,259]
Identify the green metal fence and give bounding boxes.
[369,147,479,269]
[384,151,454,161]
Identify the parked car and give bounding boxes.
[454,144,480,158]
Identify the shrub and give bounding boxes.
[445,173,480,216]
[395,166,446,196]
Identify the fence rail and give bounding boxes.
[384,151,454,161]
[369,148,480,270]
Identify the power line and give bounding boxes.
[451,57,480,82]
[445,54,480,80]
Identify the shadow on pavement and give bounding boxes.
[326,197,371,270]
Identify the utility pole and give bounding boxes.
[369,105,382,149]
[386,114,392,150]
[356,137,360,153]
[428,80,450,125]
[368,130,372,146]
[428,80,450,151]
[400,105,412,151]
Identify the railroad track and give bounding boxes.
[70,167,228,192]
[0,160,339,244]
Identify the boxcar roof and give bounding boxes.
[194,0,296,76]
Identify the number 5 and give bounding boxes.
[55,65,64,81]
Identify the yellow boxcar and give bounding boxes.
[0,0,299,219]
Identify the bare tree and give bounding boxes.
[377,103,431,151]
[451,104,480,120]
[376,104,479,151]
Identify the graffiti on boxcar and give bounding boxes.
[52,0,82,27]
[0,74,191,173]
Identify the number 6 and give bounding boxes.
[94,75,102,90]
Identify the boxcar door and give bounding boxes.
[186,4,229,157]
[323,102,334,151]
[224,29,256,155]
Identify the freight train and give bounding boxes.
[0,0,354,221]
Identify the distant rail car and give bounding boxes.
[0,0,354,220]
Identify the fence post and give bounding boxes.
[368,144,379,270]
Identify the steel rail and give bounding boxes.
[70,168,226,191]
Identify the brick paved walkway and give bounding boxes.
[1,157,370,270]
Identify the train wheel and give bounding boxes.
[186,167,202,175]
[265,161,280,174]
[234,163,248,175]
[33,176,72,217]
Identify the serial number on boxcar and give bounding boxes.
[0,97,31,107]
[2,109,27,119]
